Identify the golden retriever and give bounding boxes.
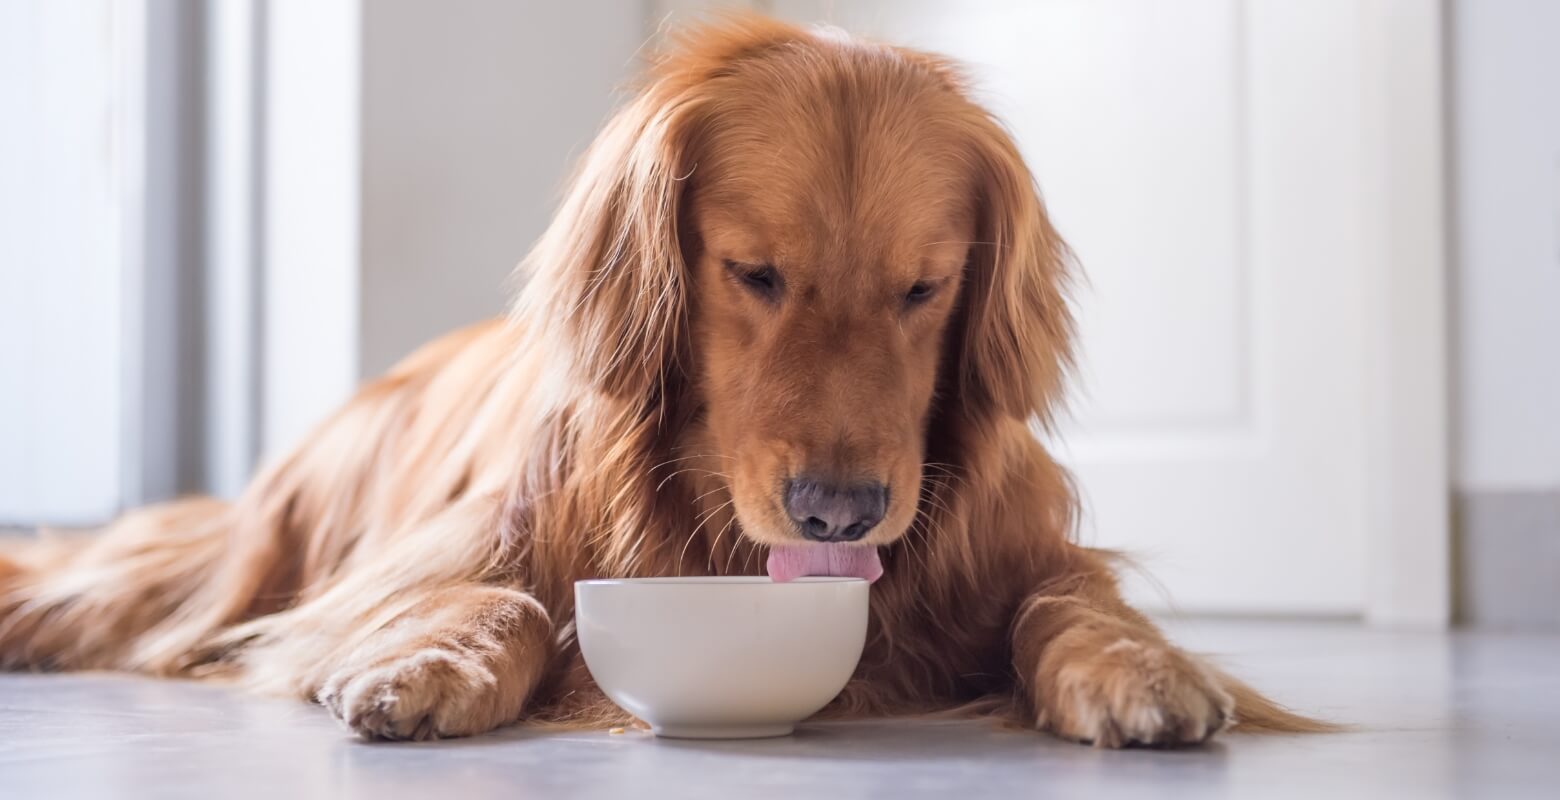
[0,16,1323,746]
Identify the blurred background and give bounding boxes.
[0,0,1553,630]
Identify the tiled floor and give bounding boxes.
[1,619,1555,799]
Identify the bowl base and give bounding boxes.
[651,723,795,739]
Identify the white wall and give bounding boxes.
[260,0,645,455]
[1453,0,1560,493]
[359,0,643,377]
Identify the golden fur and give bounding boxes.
[0,17,1327,745]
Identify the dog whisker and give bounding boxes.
[677,498,735,575]
[709,512,741,574]
[919,239,1003,249]
[652,466,730,494]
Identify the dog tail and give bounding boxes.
[1219,668,1344,733]
[0,497,238,673]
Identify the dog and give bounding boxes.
[0,16,1324,746]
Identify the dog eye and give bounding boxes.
[904,280,937,306]
[724,260,781,300]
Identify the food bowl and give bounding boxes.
[574,576,869,739]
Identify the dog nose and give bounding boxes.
[783,478,887,542]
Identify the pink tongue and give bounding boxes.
[766,544,883,583]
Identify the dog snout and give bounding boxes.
[783,478,887,542]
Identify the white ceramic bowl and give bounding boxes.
[574,576,869,739]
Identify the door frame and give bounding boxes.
[1357,0,1450,628]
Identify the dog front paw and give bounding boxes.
[318,647,500,741]
[1035,629,1233,748]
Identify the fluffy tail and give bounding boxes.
[1219,669,1344,733]
[0,498,235,672]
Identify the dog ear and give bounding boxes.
[953,111,1076,426]
[524,17,811,402]
[517,84,702,401]
[518,17,807,403]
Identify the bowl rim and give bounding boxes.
[575,576,866,587]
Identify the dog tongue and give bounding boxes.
[766,544,883,583]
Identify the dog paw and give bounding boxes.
[1037,632,1233,748]
[317,648,500,741]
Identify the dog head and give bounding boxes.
[525,18,1072,573]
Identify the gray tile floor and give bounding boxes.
[1,619,1555,799]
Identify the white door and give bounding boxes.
[765,0,1448,619]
